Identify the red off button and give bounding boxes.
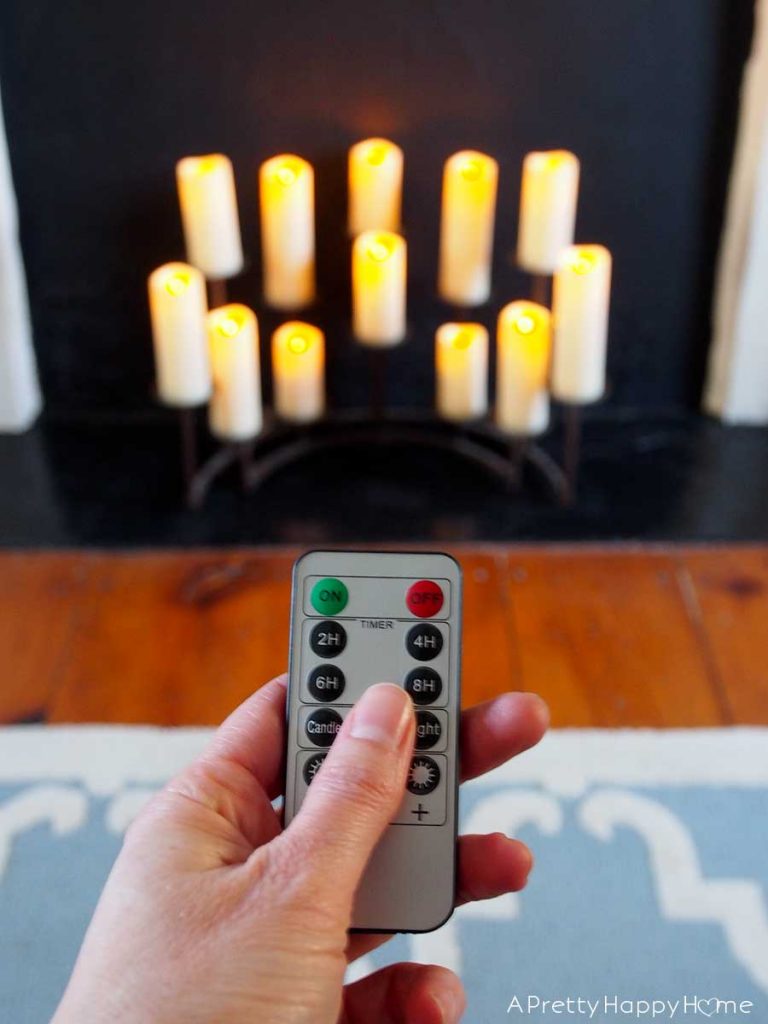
[406,580,444,618]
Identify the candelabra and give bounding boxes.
[175,271,583,511]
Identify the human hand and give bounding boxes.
[53,677,548,1024]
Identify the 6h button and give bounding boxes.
[308,665,345,701]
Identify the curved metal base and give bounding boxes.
[181,409,576,510]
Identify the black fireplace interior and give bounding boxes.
[0,0,766,546]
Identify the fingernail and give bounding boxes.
[349,683,412,749]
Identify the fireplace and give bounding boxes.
[0,0,765,545]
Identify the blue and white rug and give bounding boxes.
[1,728,767,1023]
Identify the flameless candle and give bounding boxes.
[435,323,488,422]
[552,245,612,403]
[352,230,407,346]
[207,304,262,441]
[438,151,498,307]
[348,138,403,236]
[148,262,210,406]
[517,150,580,275]
[272,321,325,423]
[496,300,551,435]
[176,154,243,281]
[259,155,315,310]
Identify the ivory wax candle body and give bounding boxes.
[352,230,407,346]
[148,262,210,406]
[496,300,551,435]
[259,155,315,310]
[438,151,498,306]
[272,321,325,423]
[551,245,612,403]
[435,323,488,422]
[176,154,244,280]
[207,304,262,441]
[348,138,403,235]
[517,150,580,275]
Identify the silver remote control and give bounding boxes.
[283,550,462,933]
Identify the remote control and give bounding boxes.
[283,550,462,933]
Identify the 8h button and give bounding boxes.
[405,667,442,705]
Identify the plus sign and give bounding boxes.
[412,803,429,821]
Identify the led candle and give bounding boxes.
[552,245,612,403]
[438,150,498,307]
[435,322,488,422]
[207,304,262,441]
[259,154,315,310]
[348,137,403,235]
[272,321,325,423]
[496,300,551,435]
[517,150,580,275]
[148,262,210,406]
[176,154,244,281]
[352,230,407,346]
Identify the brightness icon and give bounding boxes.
[303,753,327,786]
[408,756,440,795]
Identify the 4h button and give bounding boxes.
[406,624,443,661]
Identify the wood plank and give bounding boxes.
[48,551,297,725]
[503,549,727,727]
[680,547,768,724]
[455,551,519,707]
[0,552,89,723]
[2,546,762,729]
[45,549,517,722]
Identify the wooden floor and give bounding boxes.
[1,546,766,728]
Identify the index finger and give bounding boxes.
[460,692,549,782]
[201,673,288,798]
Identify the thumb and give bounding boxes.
[280,683,415,905]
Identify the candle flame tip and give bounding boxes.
[514,314,536,336]
[287,334,310,354]
[164,272,191,297]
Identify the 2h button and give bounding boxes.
[310,620,347,657]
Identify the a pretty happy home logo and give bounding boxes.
[506,996,754,1018]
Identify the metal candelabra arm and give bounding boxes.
[176,272,582,511]
[175,401,582,510]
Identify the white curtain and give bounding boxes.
[705,0,768,423]
[0,83,41,432]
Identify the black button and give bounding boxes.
[415,711,442,750]
[406,624,443,661]
[305,708,343,747]
[308,665,346,702]
[303,752,327,785]
[309,620,347,657]
[404,667,442,705]
[408,755,441,795]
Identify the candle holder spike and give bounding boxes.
[207,278,228,309]
[530,273,551,307]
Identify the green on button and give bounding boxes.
[311,578,348,615]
